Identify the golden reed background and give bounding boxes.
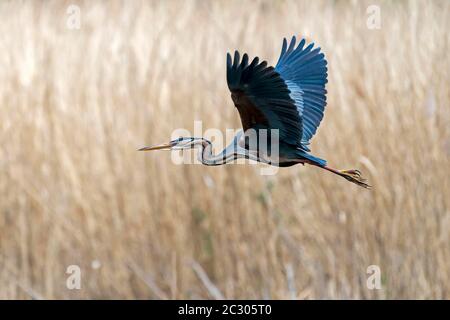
[0,0,449,299]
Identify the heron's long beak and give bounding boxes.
[138,142,174,151]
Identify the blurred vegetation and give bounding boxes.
[0,0,449,299]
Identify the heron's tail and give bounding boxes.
[321,166,371,189]
[298,152,327,167]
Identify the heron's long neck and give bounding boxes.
[197,139,238,166]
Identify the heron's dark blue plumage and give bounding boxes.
[276,36,328,145]
[226,36,328,167]
[226,50,302,147]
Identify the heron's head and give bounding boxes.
[138,137,204,152]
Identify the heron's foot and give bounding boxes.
[340,169,371,189]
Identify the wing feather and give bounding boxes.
[226,36,328,148]
[227,51,303,146]
[276,36,328,144]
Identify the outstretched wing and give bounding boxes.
[275,36,328,144]
[226,51,302,146]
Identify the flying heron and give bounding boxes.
[140,36,370,188]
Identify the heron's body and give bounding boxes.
[140,36,370,188]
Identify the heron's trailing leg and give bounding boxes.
[316,165,371,189]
